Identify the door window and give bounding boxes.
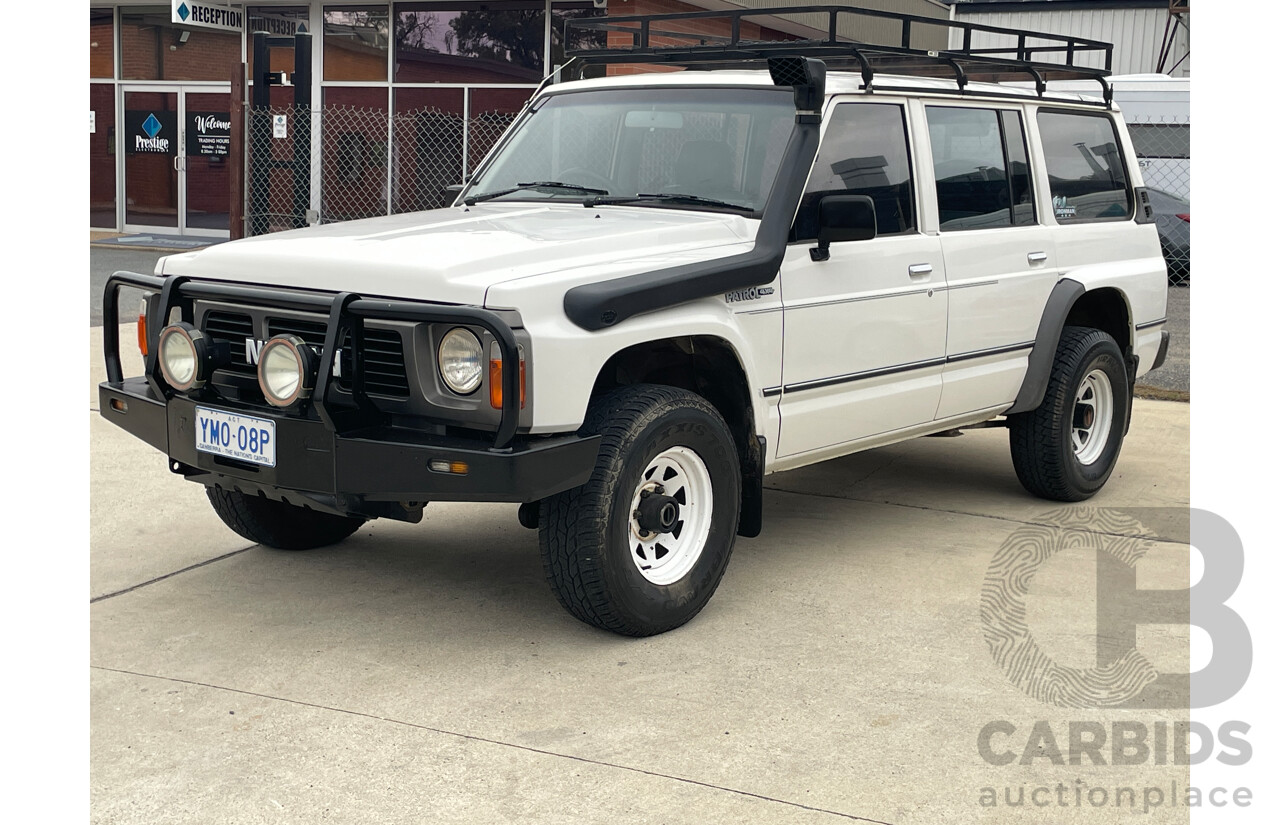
[926,106,1036,231]
[793,102,916,241]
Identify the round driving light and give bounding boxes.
[438,328,484,395]
[257,335,319,407]
[158,322,209,391]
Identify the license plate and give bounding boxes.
[195,407,276,467]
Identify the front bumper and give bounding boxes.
[100,271,599,521]
[100,378,600,518]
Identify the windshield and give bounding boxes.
[464,87,795,214]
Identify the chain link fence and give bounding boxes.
[247,104,519,234]
[1125,114,1190,286]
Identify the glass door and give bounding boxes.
[183,90,232,235]
[123,87,179,232]
[122,85,232,237]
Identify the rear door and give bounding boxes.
[922,103,1058,419]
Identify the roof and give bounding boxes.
[546,69,1111,107]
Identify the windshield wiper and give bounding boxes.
[588,192,754,213]
[464,181,609,205]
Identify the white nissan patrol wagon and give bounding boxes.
[100,7,1170,636]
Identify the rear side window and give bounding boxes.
[792,102,916,241]
[926,106,1036,231]
[1037,111,1132,222]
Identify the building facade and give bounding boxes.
[89,0,952,237]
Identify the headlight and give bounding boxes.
[438,328,484,395]
[257,335,319,407]
[158,322,211,391]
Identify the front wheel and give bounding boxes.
[539,385,741,636]
[1008,326,1129,501]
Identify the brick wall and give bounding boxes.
[120,20,240,82]
[602,0,792,76]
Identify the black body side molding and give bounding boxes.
[1006,278,1085,415]
[563,90,822,331]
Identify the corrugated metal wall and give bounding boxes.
[949,7,1190,77]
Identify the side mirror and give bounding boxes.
[811,194,877,262]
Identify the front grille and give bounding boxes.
[203,311,254,371]
[267,317,410,398]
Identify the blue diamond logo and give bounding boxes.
[177,3,190,21]
[142,114,163,139]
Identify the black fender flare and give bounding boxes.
[1006,278,1085,415]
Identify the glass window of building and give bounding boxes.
[90,84,116,227]
[394,2,543,83]
[91,8,114,78]
[393,3,604,83]
[248,6,311,78]
[120,6,241,81]
[324,5,390,81]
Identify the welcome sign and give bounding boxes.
[187,111,232,157]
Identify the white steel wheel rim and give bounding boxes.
[1072,368,1114,465]
[627,446,714,586]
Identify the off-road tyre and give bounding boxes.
[206,487,366,550]
[539,384,741,636]
[1009,326,1129,501]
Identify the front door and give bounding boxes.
[123,85,232,237]
[777,100,948,462]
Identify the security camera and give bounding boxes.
[592,0,607,8]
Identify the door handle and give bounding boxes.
[908,263,933,278]
[1027,251,1048,264]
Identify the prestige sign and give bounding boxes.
[172,1,244,33]
[124,111,177,155]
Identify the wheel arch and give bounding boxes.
[1008,279,1134,415]
[590,335,765,538]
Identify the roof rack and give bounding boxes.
[564,4,1113,105]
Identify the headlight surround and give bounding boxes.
[257,335,319,407]
[438,327,484,395]
[158,322,210,391]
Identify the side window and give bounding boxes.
[926,106,1035,231]
[792,103,915,242]
[1037,110,1132,222]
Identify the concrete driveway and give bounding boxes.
[91,324,1192,824]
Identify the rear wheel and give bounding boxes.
[539,385,741,636]
[206,487,366,550]
[1009,326,1129,501]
